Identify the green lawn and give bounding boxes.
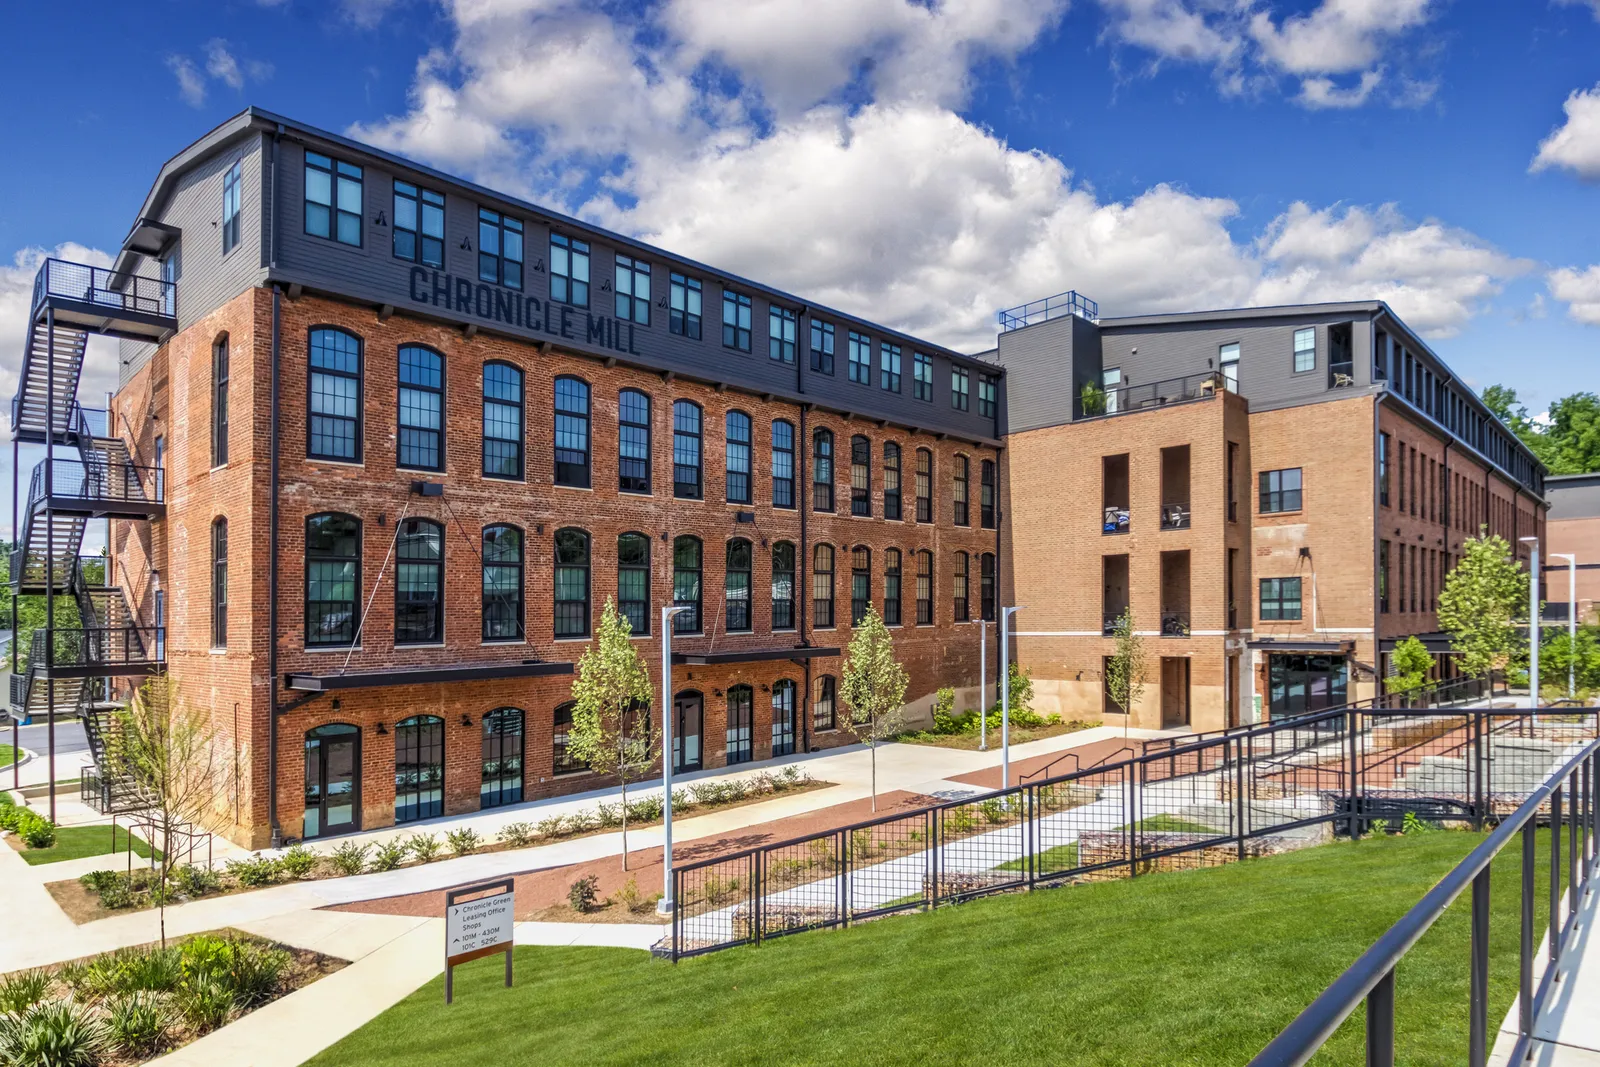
[311,830,1552,1066]
[19,825,160,866]
[0,744,16,768]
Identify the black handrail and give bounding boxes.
[32,258,175,320]
[1250,737,1598,1066]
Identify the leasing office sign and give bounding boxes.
[408,267,644,357]
[444,876,515,1004]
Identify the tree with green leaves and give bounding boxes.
[567,599,656,869]
[1105,607,1148,734]
[838,606,909,812]
[1540,624,1600,700]
[1438,532,1531,704]
[107,676,230,947]
[1384,636,1434,705]
[1481,385,1600,475]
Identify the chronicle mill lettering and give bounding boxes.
[408,266,642,356]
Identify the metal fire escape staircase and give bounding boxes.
[7,258,175,813]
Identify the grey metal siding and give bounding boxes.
[990,314,1082,434]
[1547,476,1600,520]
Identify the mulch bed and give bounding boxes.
[328,789,940,924]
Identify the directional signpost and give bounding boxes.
[444,877,515,1004]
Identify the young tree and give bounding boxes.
[1540,624,1600,700]
[1438,532,1532,705]
[107,676,230,947]
[838,606,909,812]
[1105,607,1148,735]
[567,599,656,869]
[1384,636,1434,705]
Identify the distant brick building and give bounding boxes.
[1546,473,1600,625]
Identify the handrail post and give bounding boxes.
[1469,867,1490,1067]
[1570,766,1579,923]
[1552,786,1564,964]
[1521,820,1536,1044]
[1367,967,1396,1067]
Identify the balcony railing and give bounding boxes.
[1160,612,1190,637]
[32,258,174,320]
[30,456,163,508]
[1081,371,1225,419]
[1102,507,1130,535]
[1160,503,1191,530]
[996,289,1098,332]
[44,627,163,671]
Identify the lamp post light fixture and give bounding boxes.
[1000,606,1025,789]
[1520,537,1540,707]
[1551,552,1577,700]
[656,604,692,918]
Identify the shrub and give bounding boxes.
[595,802,623,828]
[930,687,960,733]
[535,815,568,839]
[446,828,482,857]
[0,804,25,832]
[0,970,51,1015]
[406,833,442,863]
[226,855,284,888]
[566,809,601,834]
[567,874,600,913]
[220,943,291,1007]
[175,974,235,1033]
[78,870,121,894]
[370,839,408,872]
[625,795,663,823]
[116,946,182,994]
[105,992,176,1057]
[612,876,643,913]
[97,878,134,910]
[279,844,319,880]
[172,864,223,897]
[329,841,370,876]
[1,999,109,1067]
[498,822,535,847]
[980,797,1010,824]
[1401,811,1436,835]
[17,812,58,849]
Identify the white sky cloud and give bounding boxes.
[1531,83,1600,181]
[167,39,272,109]
[1549,265,1600,326]
[166,55,207,108]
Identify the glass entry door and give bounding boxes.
[1268,654,1349,716]
[395,715,444,823]
[674,692,702,773]
[304,724,359,838]
[480,707,524,808]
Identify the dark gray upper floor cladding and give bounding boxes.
[992,299,1545,499]
[108,108,1002,445]
[1547,473,1600,520]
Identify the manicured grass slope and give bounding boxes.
[312,832,1551,1067]
[0,744,16,767]
[20,824,160,865]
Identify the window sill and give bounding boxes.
[627,634,654,640]
[619,488,653,497]
[209,647,227,655]
[1259,509,1304,518]
[726,500,755,508]
[302,645,362,654]
[306,458,366,469]
[395,642,447,649]
[481,639,527,647]
[553,483,594,492]
[209,463,229,474]
[553,636,592,643]
[398,467,447,477]
[482,474,527,484]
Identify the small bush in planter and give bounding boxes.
[279,844,319,880]
[16,811,58,849]
[0,969,51,1015]
[370,839,408,872]
[172,863,223,897]
[175,974,236,1033]
[3,999,109,1066]
[567,874,600,913]
[225,855,284,888]
[78,869,122,894]
[406,833,442,863]
[498,821,535,847]
[105,991,177,1057]
[328,841,369,876]
[446,828,482,857]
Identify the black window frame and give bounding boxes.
[480,707,525,808]
[396,344,445,472]
[211,334,230,467]
[951,366,970,411]
[769,305,797,363]
[618,388,652,494]
[673,400,703,500]
[548,231,586,306]
[211,517,228,649]
[980,552,996,621]
[304,512,361,648]
[303,151,362,247]
[813,544,835,628]
[725,684,754,766]
[393,181,444,268]
[222,159,242,255]
[980,458,995,529]
[618,531,652,635]
[1259,468,1304,514]
[953,550,969,622]
[913,352,933,402]
[953,454,970,526]
[879,341,902,392]
[553,702,589,775]
[850,435,871,517]
[771,679,797,757]
[554,527,592,639]
[394,517,445,645]
[308,326,362,462]
[847,331,871,384]
[813,429,835,512]
[772,419,795,509]
[810,320,835,374]
[482,524,524,641]
[725,410,753,504]
[726,538,753,632]
[670,272,703,339]
[614,254,651,324]
[883,442,902,521]
[884,547,902,625]
[554,375,592,488]
[978,374,998,418]
[722,289,753,351]
[772,541,796,630]
[814,675,837,731]
[479,208,525,290]
[673,535,703,634]
[851,545,871,625]
[1260,577,1303,621]
[915,448,933,523]
[482,360,524,480]
[916,549,933,625]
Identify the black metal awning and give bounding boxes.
[1378,633,1457,653]
[285,659,574,691]
[120,218,181,259]
[1246,639,1356,653]
[671,645,840,666]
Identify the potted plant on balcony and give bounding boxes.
[1080,381,1107,417]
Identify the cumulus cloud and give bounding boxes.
[1554,0,1600,21]
[1549,266,1600,325]
[1531,84,1600,180]
[205,39,245,90]
[167,39,271,108]
[166,55,207,107]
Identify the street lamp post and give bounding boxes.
[978,620,988,751]
[656,605,691,918]
[1520,537,1540,707]
[1551,552,1578,700]
[1000,606,1025,789]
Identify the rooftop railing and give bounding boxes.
[996,289,1098,332]
[1081,371,1226,419]
[32,258,174,321]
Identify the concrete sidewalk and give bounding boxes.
[1490,880,1600,1066]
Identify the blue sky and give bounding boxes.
[0,0,1597,507]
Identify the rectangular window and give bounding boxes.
[1258,468,1303,514]
[478,209,525,289]
[772,420,795,509]
[673,402,702,500]
[723,290,752,351]
[772,543,795,630]
[211,337,229,467]
[614,255,651,324]
[222,160,242,255]
[913,353,933,401]
[915,450,932,524]
[847,331,871,384]
[1379,432,1390,507]
[810,320,835,374]
[953,456,969,526]
[879,342,902,392]
[393,181,444,267]
[978,375,997,418]
[304,151,362,246]
[308,329,361,461]
[951,367,970,411]
[548,232,585,305]
[1293,327,1315,373]
[916,552,932,625]
[483,363,524,479]
[725,412,752,504]
[980,459,995,529]
[1259,577,1303,621]
[618,389,651,494]
[397,346,443,471]
[669,273,703,339]
[1220,342,1240,393]
[884,551,902,626]
[850,436,870,517]
[883,444,901,521]
[953,553,969,622]
[769,305,797,363]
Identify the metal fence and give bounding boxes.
[668,703,1598,960]
[33,258,175,320]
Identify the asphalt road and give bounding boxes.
[14,717,88,757]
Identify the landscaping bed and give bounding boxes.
[0,929,345,1065]
[8,824,160,866]
[53,766,828,923]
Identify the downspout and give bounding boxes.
[267,285,282,847]
[798,402,810,752]
[796,319,810,755]
[1372,391,1387,689]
